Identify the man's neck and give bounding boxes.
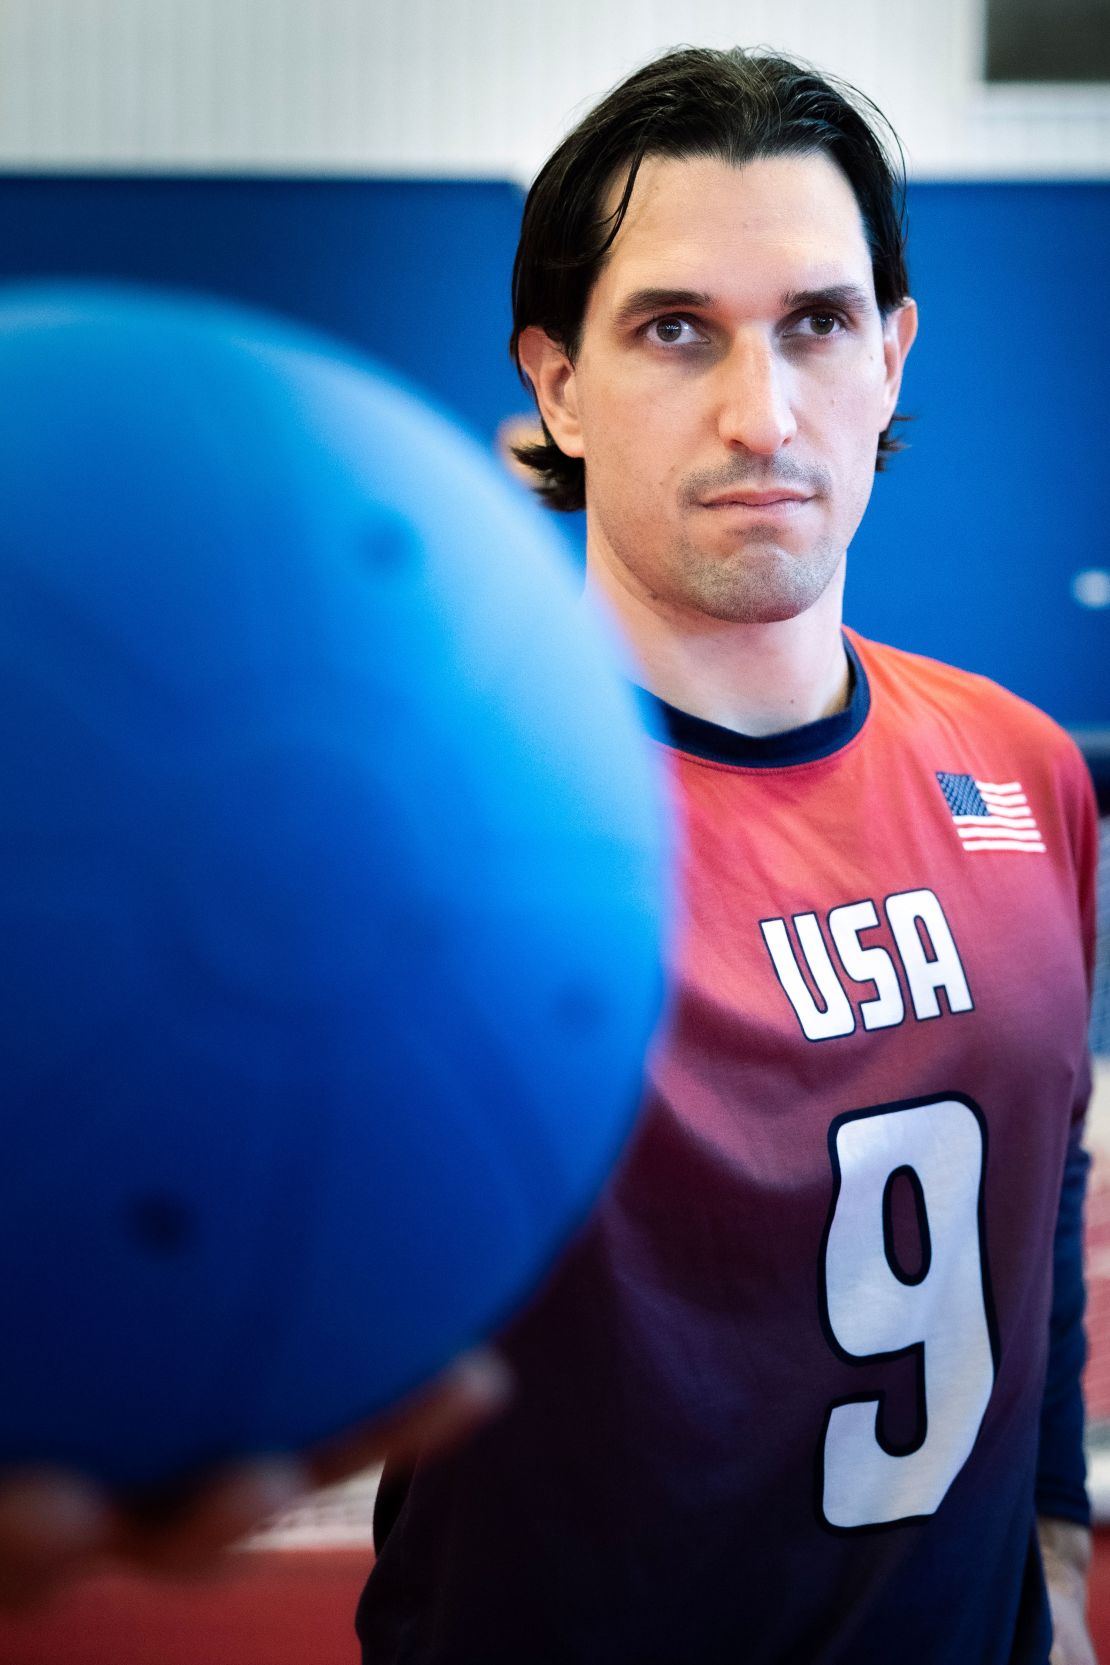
[585,557,851,738]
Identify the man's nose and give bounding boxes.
[715,335,797,454]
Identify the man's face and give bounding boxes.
[524,150,916,627]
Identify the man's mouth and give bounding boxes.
[700,489,814,510]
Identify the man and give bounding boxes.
[356,46,1098,1665]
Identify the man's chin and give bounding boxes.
[681,548,841,625]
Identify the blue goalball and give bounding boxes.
[0,284,670,1490]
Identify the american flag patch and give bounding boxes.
[935,773,1045,854]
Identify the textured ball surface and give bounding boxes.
[0,284,669,1489]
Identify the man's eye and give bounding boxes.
[794,312,843,338]
[647,316,702,346]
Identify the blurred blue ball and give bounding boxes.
[0,284,670,1489]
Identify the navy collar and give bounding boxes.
[637,635,870,767]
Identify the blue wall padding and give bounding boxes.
[0,174,1103,725]
[0,176,527,445]
[851,182,1110,727]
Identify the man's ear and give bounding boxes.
[880,298,918,427]
[516,326,584,459]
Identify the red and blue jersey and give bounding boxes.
[358,630,1097,1665]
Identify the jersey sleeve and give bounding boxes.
[1035,742,1100,1525]
[1036,1125,1092,1524]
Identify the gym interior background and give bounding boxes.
[0,1,1107,1659]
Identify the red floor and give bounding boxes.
[1,1536,1109,1663]
[0,1549,372,1665]
[1091,1536,1110,1659]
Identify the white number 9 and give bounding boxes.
[820,1095,996,1530]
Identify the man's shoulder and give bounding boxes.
[848,627,1082,764]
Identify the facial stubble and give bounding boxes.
[599,503,846,626]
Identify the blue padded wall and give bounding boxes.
[0,176,528,449]
[851,182,1109,731]
[0,174,1104,730]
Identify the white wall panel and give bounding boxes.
[0,0,1107,178]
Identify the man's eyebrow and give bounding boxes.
[611,288,715,328]
[781,283,874,314]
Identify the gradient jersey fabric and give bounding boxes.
[357,629,1097,1665]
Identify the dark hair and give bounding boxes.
[509,46,911,512]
